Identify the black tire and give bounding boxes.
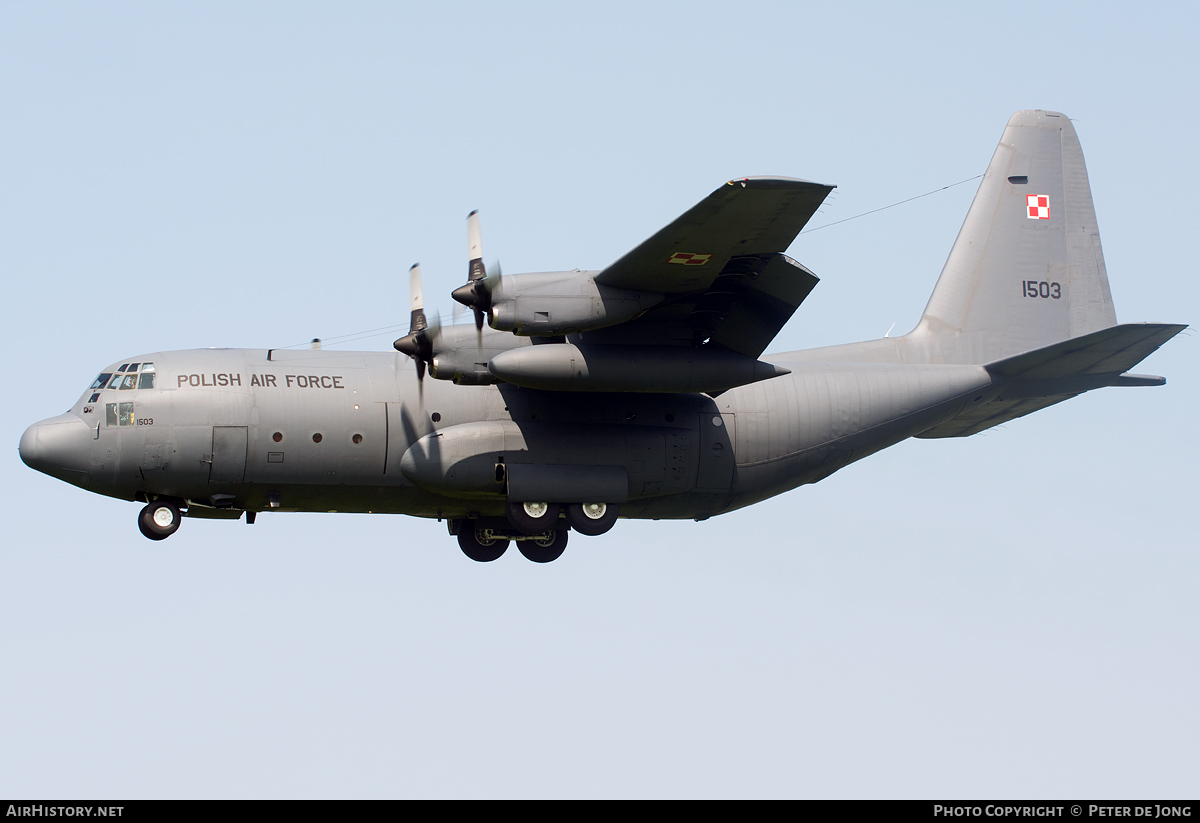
[565,502,619,536]
[457,528,510,562]
[517,529,568,563]
[506,501,561,535]
[138,501,181,541]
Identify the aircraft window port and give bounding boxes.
[312,433,323,443]
[89,393,101,404]
[90,373,113,390]
[105,402,137,426]
[272,432,283,442]
[352,434,362,444]
[106,402,135,427]
[431,412,441,423]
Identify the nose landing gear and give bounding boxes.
[138,500,181,541]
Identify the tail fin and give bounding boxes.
[913,110,1117,364]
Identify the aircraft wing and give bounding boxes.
[582,177,834,357]
[596,176,833,294]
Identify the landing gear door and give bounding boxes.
[210,426,248,483]
[696,413,735,490]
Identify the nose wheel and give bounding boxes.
[138,501,181,540]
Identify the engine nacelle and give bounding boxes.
[487,342,791,393]
[427,324,532,385]
[486,271,662,336]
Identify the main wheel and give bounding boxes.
[138,501,181,541]
[565,502,619,536]
[517,529,568,563]
[506,501,561,535]
[457,527,510,562]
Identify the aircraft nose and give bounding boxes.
[19,413,93,483]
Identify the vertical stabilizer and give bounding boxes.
[913,110,1117,364]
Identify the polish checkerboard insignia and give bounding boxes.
[1026,194,1050,220]
[667,252,712,265]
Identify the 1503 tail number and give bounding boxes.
[1022,280,1061,299]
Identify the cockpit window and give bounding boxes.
[97,362,155,391]
[105,402,136,427]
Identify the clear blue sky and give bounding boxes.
[2,1,1196,798]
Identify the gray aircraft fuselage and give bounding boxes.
[21,340,992,521]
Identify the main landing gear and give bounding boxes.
[452,500,618,563]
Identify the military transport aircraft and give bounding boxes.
[19,110,1186,562]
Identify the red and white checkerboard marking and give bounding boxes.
[667,252,712,266]
[1026,194,1050,220]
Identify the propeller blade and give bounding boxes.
[467,210,485,282]
[409,263,427,333]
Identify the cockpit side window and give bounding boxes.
[105,402,136,427]
[138,362,155,389]
[90,373,113,390]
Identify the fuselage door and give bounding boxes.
[210,426,248,483]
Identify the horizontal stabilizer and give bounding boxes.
[986,322,1186,380]
[916,323,1185,438]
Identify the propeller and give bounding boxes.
[451,210,501,331]
[393,263,441,382]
